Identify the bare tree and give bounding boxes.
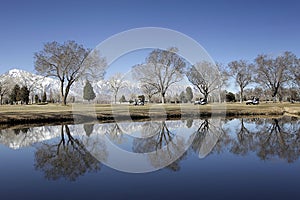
[216,62,229,103]
[290,58,300,90]
[186,62,222,102]
[255,52,297,102]
[141,83,158,103]
[133,48,186,104]
[228,60,253,103]
[108,73,127,104]
[34,41,106,105]
[0,78,10,105]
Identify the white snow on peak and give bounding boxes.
[1,68,193,102]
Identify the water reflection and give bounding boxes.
[132,121,189,171]
[34,125,102,181]
[91,120,196,173]
[192,118,224,158]
[132,121,175,153]
[0,116,300,180]
[217,117,300,163]
[83,124,94,137]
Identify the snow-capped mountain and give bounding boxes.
[0,68,194,102]
[0,69,90,100]
[0,69,142,101]
[3,69,58,89]
[0,69,61,97]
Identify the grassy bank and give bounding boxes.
[0,102,299,126]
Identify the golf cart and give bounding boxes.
[246,97,259,105]
[133,95,145,106]
[194,98,207,105]
[133,99,144,106]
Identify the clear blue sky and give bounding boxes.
[0,0,300,75]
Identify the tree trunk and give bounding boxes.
[148,95,152,103]
[204,93,209,102]
[0,94,2,105]
[60,80,66,105]
[63,84,71,106]
[272,85,280,102]
[272,91,278,103]
[240,87,244,103]
[114,94,117,104]
[62,96,67,105]
[161,93,165,104]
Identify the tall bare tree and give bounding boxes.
[228,60,253,103]
[216,62,229,103]
[0,77,13,105]
[133,48,186,104]
[0,78,10,105]
[34,40,106,105]
[108,73,127,104]
[255,52,297,102]
[290,58,300,90]
[186,62,222,102]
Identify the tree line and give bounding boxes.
[1,83,51,105]
[228,52,300,102]
[0,40,299,105]
[133,49,300,103]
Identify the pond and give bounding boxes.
[0,116,300,200]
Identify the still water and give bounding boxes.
[0,117,300,200]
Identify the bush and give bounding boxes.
[226,92,236,102]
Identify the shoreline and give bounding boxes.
[0,103,299,129]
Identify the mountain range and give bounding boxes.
[0,69,193,102]
[0,69,143,102]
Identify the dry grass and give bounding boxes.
[0,102,299,126]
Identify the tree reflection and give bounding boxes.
[186,118,193,128]
[34,124,101,181]
[229,118,256,156]
[106,123,125,144]
[132,121,188,171]
[3,116,300,176]
[192,118,224,158]
[166,152,187,172]
[83,124,94,137]
[207,117,300,163]
[155,121,175,149]
[13,128,30,135]
[132,122,161,153]
[256,118,300,163]
[133,121,175,152]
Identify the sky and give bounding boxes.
[0,0,300,76]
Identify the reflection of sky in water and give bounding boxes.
[222,119,240,137]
